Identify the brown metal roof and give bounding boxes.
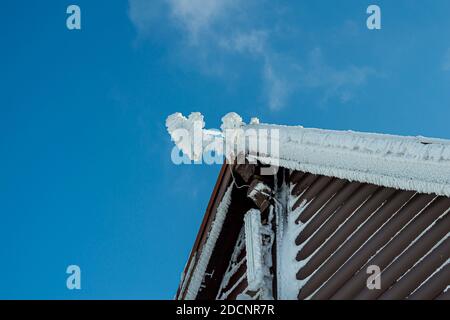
[176,164,256,300]
[176,164,231,299]
[289,171,450,300]
[176,164,449,300]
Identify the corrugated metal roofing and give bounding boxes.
[176,165,449,300]
[289,171,450,300]
[216,228,249,300]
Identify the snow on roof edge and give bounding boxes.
[251,155,450,197]
[183,185,234,300]
[246,122,450,197]
[166,112,450,197]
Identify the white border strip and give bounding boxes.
[184,185,233,300]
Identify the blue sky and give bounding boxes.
[1,0,450,299]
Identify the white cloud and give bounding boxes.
[300,48,375,103]
[168,0,237,43]
[263,60,292,111]
[219,30,268,55]
[260,48,376,109]
[128,0,376,110]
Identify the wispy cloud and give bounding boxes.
[168,0,238,43]
[128,0,376,110]
[300,48,376,103]
[263,60,293,110]
[128,0,168,39]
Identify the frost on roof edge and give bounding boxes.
[166,112,450,197]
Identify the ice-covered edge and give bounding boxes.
[244,209,264,292]
[166,112,450,197]
[248,123,450,197]
[183,185,233,300]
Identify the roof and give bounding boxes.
[176,164,255,300]
[283,170,450,300]
[168,113,450,300]
[177,165,450,300]
[176,164,232,299]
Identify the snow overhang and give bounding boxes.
[166,112,450,197]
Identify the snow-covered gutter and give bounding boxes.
[247,123,450,197]
[183,185,234,300]
[166,112,450,197]
[167,112,450,299]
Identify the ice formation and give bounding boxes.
[183,186,233,300]
[166,112,450,197]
